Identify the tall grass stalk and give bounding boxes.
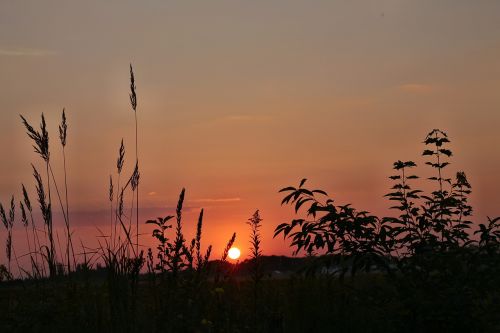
[20,114,58,277]
[222,232,237,263]
[21,112,77,275]
[22,183,44,277]
[114,139,125,247]
[47,165,71,266]
[1,196,24,279]
[58,108,76,272]
[195,209,204,270]
[172,188,186,278]
[32,164,56,277]
[120,190,137,257]
[129,64,139,256]
[0,200,12,275]
[215,232,236,284]
[19,201,38,277]
[109,175,113,239]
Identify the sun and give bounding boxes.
[228,247,241,260]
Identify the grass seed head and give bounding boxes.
[59,108,67,147]
[20,114,50,162]
[129,64,137,112]
[20,201,28,227]
[222,232,236,262]
[117,139,125,174]
[109,175,114,202]
[8,196,15,228]
[0,203,7,229]
[21,184,32,212]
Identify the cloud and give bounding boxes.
[148,191,157,196]
[0,47,57,57]
[191,197,241,203]
[398,83,436,94]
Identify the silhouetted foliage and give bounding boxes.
[275,129,500,331]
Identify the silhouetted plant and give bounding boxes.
[21,112,76,276]
[58,108,75,272]
[247,209,264,330]
[112,139,125,247]
[0,197,14,276]
[20,114,49,162]
[110,144,139,259]
[145,189,224,332]
[21,183,44,277]
[222,232,237,263]
[146,209,174,274]
[275,179,385,277]
[171,188,185,278]
[193,209,210,273]
[247,210,263,283]
[109,174,114,242]
[421,129,457,250]
[146,189,213,280]
[146,188,186,279]
[32,164,56,277]
[276,129,500,278]
[451,171,473,242]
[19,200,39,278]
[385,130,475,259]
[476,216,500,254]
[275,129,500,331]
[129,64,140,256]
[98,147,142,331]
[20,114,54,277]
[383,160,422,256]
[217,232,237,281]
[0,264,12,281]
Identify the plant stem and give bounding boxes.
[135,111,139,256]
[62,147,76,272]
[45,161,56,277]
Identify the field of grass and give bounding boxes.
[2,260,500,332]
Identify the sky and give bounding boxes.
[1,1,500,261]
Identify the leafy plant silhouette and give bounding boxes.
[276,129,499,273]
[275,129,500,331]
[275,178,386,277]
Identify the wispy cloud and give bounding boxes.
[0,47,57,57]
[398,83,436,94]
[192,197,241,203]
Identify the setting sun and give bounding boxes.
[228,247,241,260]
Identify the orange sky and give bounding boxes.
[1,1,500,262]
